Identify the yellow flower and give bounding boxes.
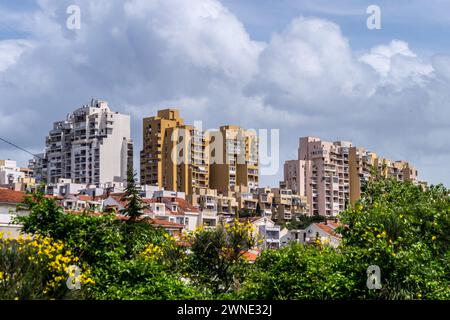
[432,236,437,241]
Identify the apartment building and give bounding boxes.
[140,109,209,195]
[28,153,47,183]
[349,147,418,204]
[256,187,274,217]
[0,160,36,191]
[217,194,239,218]
[270,187,309,223]
[34,100,133,185]
[284,136,418,216]
[0,159,24,185]
[166,124,209,195]
[141,109,258,196]
[209,125,259,193]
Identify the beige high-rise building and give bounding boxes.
[141,110,258,196]
[140,109,184,187]
[140,109,209,195]
[349,147,418,204]
[209,125,259,194]
[284,137,419,216]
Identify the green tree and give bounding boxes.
[338,177,450,299]
[15,191,64,237]
[238,243,356,299]
[186,220,257,295]
[121,169,143,222]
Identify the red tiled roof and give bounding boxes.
[142,197,200,214]
[0,189,25,204]
[314,221,342,238]
[149,218,184,229]
[77,195,95,201]
[242,249,260,262]
[65,211,184,229]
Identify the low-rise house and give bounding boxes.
[103,194,200,232]
[239,216,281,249]
[62,194,103,212]
[280,228,307,246]
[0,188,28,238]
[304,220,341,247]
[148,218,185,236]
[242,248,261,263]
[46,178,86,197]
[146,197,201,231]
[280,220,341,247]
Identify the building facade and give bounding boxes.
[34,100,132,185]
[209,125,259,194]
[140,109,258,196]
[140,109,210,195]
[284,136,418,216]
[348,146,418,204]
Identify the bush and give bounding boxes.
[0,233,93,299]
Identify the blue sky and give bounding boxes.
[222,0,450,53]
[1,0,450,187]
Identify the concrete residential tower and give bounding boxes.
[284,136,419,217]
[140,109,209,195]
[39,99,133,185]
[209,125,259,194]
[140,109,259,195]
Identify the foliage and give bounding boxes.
[339,178,450,299]
[121,169,144,221]
[90,258,205,300]
[0,233,93,300]
[16,192,64,237]
[6,177,450,300]
[237,243,356,299]
[186,220,257,295]
[119,220,166,258]
[238,208,256,218]
[284,214,326,230]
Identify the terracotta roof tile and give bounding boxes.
[0,189,25,204]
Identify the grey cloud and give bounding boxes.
[0,0,450,187]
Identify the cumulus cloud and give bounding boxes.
[0,40,34,72]
[1,0,450,187]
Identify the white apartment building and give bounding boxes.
[35,99,133,186]
[0,160,25,185]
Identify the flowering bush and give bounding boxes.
[0,233,94,299]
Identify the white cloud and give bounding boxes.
[0,40,34,72]
[359,40,434,89]
[1,0,450,187]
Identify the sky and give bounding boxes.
[1,0,450,187]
